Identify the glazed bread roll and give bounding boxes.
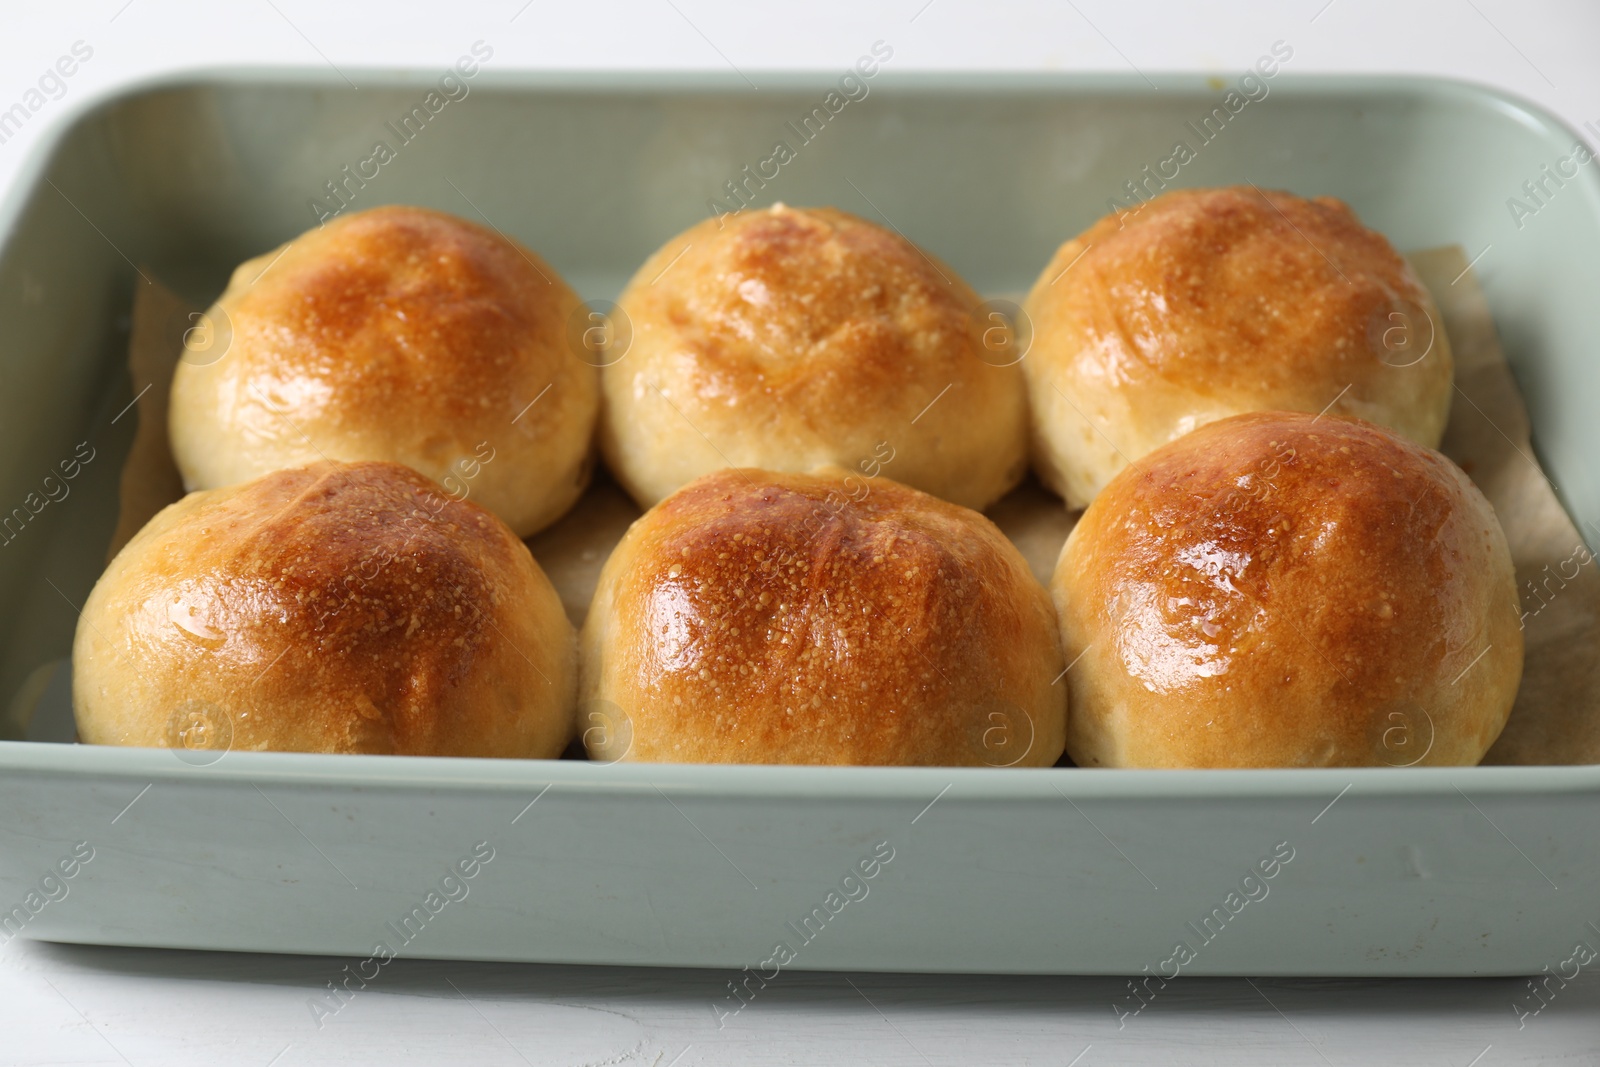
[170,205,598,537]
[600,204,1028,510]
[1024,187,1453,508]
[73,461,575,758]
[581,467,1065,765]
[1054,412,1521,768]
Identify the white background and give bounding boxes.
[3,1,1599,1064]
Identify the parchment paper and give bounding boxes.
[112,247,1599,765]
[1416,248,1600,765]
[107,281,188,560]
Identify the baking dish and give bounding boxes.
[0,69,1595,976]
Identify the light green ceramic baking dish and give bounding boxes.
[0,69,1595,976]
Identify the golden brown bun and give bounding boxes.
[169,205,598,537]
[581,467,1065,765]
[1053,412,1521,768]
[600,204,1028,510]
[73,461,575,758]
[1023,187,1453,508]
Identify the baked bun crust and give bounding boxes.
[1053,412,1521,768]
[169,205,598,537]
[581,467,1065,765]
[600,204,1028,510]
[1023,187,1453,508]
[73,461,575,758]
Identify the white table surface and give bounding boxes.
[4,1,1599,1063]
